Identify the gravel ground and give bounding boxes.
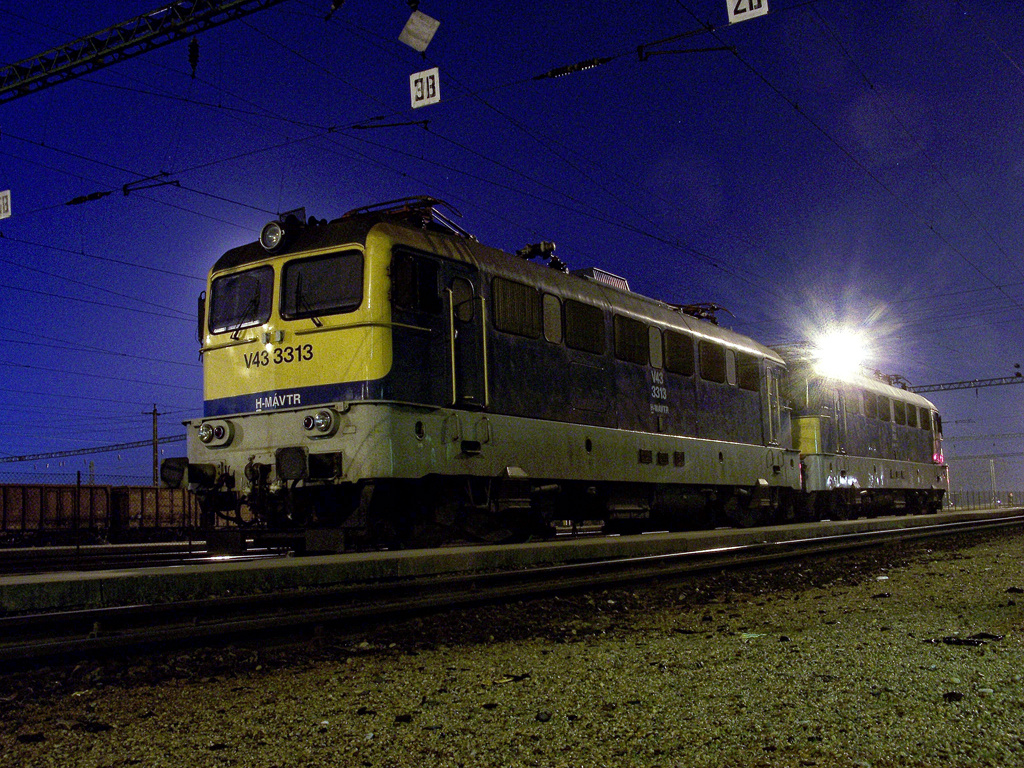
[4,528,1024,768]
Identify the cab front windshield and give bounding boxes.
[209,266,274,334]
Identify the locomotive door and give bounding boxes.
[443,264,488,408]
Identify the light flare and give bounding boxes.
[813,328,869,380]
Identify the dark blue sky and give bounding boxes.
[2,1,1023,490]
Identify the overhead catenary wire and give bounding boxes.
[0,281,195,322]
[671,0,1024,318]
[806,4,1024,284]
[0,256,194,319]
[0,361,200,392]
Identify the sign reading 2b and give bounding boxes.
[410,67,440,109]
[728,0,768,24]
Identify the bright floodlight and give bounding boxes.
[813,329,868,380]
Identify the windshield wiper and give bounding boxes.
[229,290,262,340]
[295,274,323,328]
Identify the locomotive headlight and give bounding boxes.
[196,420,234,447]
[313,409,334,433]
[302,415,316,431]
[813,328,869,381]
[259,220,285,252]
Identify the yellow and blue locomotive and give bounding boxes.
[777,350,948,518]
[162,197,948,546]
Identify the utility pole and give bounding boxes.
[148,404,161,487]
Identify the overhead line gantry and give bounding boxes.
[908,374,1024,394]
[0,0,289,104]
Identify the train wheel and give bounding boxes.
[798,492,821,522]
[776,489,798,523]
[721,492,763,528]
[829,490,855,521]
[455,477,537,544]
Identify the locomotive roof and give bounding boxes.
[775,350,939,410]
[371,220,785,365]
[843,371,939,410]
[212,205,783,365]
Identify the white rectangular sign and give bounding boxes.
[0,190,9,220]
[728,0,768,24]
[410,67,440,109]
[399,11,440,53]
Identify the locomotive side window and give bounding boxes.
[281,250,363,320]
[492,277,542,338]
[542,293,562,343]
[877,396,891,422]
[907,403,918,428]
[649,326,663,369]
[698,341,727,384]
[613,315,649,365]
[920,406,932,430]
[391,251,441,314]
[932,411,943,434]
[735,351,760,392]
[564,300,605,354]
[864,391,878,419]
[845,388,862,415]
[663,330,694,376]
[209,266,274,334]
[893,400,907,426]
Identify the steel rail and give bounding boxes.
[2,513,1022,663]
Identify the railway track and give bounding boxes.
[2,511,1022,664]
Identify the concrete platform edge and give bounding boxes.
[0,509,1017,613]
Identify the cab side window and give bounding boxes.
[391,251,440,314]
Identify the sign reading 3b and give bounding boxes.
[410,68,440,109]
[0,190,10,220]
[728,0,768,23]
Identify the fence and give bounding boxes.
[946,490,1023,511]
